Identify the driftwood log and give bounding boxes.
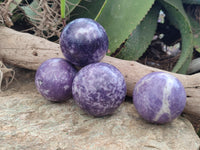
[0,26,200,117]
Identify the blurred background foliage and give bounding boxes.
[1,0,200,75]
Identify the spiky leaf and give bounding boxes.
[114,3,160,60]
[187,14,200,53]
[159,0,193,74]
[182,0,200,5]
[96,0,155,55]
[69,0,106,20]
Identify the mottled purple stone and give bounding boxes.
[60,18,108,67]
[35,58,77,102]
[133,72,186,124]
[72,62,127,117]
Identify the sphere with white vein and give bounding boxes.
[133,72,186,124]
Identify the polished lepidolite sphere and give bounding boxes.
[72,62,127,117]
[35,58,77,102]
[60,18,108,67]
[133,72,186,124]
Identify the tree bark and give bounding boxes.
[0,26,200,117]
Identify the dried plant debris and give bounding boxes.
[0,0,80,42]
[19,0,63,41]
[0,61,15,91]
[0,0,15,27]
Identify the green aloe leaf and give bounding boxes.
[8,0,22,12]
[96,0,155,55]
[69,0,106,20]
[187,14,200,53]
[21,0,41,22]
[179,52,193,74]
[114,3,160,60]
[159,0,193,74]
[182,0,200,5]
[65,0,82,17]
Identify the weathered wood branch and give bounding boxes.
[0,26,200,117]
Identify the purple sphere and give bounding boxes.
[35,58,77,102]
[60,18,109,67]
[72,62,127,117]
[133,72,186,124]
